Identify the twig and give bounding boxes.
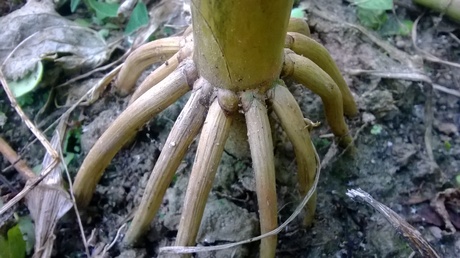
[311,7,440,171]
[346,69,460,98]
[412,13,460,69]
[0,162,57,215]
[310,7,418,69]
[101,223,127,256]
[448,32,460,45]
[346,68,444,170]
[117,0,137,18]
[56,55,126,89]
[28,122,73,258]
[0,70,59,216]
[346,188,441,258]
[159,144,322,254]
[433,83,460,97]
[0,136,35,180]
[0,69,58,163]
[0,173,15,193]
[59,130,90,258]
[422,77,436,169]
[9,62,123,168]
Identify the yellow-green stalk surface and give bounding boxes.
[191,0,294,91]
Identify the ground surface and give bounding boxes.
[1,0,460,257]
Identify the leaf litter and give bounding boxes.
[0,0,112,93]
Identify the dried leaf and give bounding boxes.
[347,188,441,258]
[0,0,111,82]
[430,188,460,234]
[132,0,189,48]
[25,125,73,258]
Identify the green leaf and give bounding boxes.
[32,164,42,175]
[98,28,110,38]
[357,7,387,29]
[290,8,305,18]
[380,17,413,36]
[353,0,393,10]
[124,2,149,35]
[398,20,413,36]
[74,18,92,27]
[104,22,120,29]
[8,225,26,258]
[16,93,34,107]
[444,140,452,151]
[162,26,174,36]
[85,0,120,20]
[370,124,383,135]
[7,61,43,98]
[0,225,26,258]
[456,174,460,186]
[0,235,9,258]
[64,126,82,154]
[17,217,34,255]
[0,112,6,128]
[64,152,75,165]
[70,0,81,13]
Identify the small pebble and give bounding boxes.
[428,226,443,240]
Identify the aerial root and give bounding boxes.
[116,36,182,96]
[174,98,233,258]
[241,90,278,258]
[72,60,198,208]
[285,32,357,116]
[124,77,212,245]
[267,83,318,226]
[282,49,352,147]
[287,17,311,37]
[130,42,193,104]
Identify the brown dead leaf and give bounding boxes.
[0,0,111,81]
[430,188,460,234]
[25,123,73,258]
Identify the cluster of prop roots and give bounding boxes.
[72,16,357,257]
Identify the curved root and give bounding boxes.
[287,17,311,36]
[285,32,357,116]
[116,36,182,96]
[73,60,197,208]
[130,42,193,104]
[174,98,232,257]
[282,49,352,146]
[268,83,317,226]
[124,77,212,245]
[241,90,278,258]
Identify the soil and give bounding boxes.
[1,0,460,257]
